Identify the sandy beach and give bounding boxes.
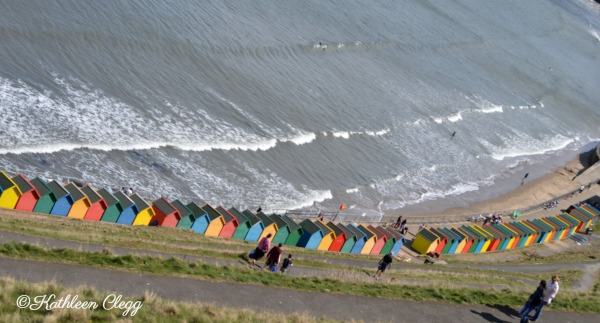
[397,147,600,218]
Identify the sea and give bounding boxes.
[1,0,600,221]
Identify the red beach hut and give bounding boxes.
[12,174,40,212]
[217,206,239,239]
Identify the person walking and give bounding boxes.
[374,253,393,280]
[251,233,272,266]
[519,280,546,322]
[280,254,293,274]
[528,275,559,322]
[265,243,283,271]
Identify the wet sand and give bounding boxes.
[398,148,600,218]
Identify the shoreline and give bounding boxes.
[392,147,600,219]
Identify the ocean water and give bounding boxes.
[1,0,600,219]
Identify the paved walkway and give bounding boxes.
[1,257,598,323]
[1,229,599,322]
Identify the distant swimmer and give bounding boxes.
[450,131,456,139]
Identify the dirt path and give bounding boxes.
[1,256,598,323]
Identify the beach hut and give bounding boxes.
[81,186,108,221]
[514,221,536,247]
[256,211,278,240]
[130,193,155,226]
[241,209,265,242]
[539,218,560,241]
[47,181,74,216]
[64,183,91,219]
[269,214,290,245]
[337,223,357,253]
[531,219,554,243]
[453,228,475,254]
[173,200,195,229]
[376,227,396,255]
[201,204,225,236]
[185,202,210,233]
[461,226,485,253]
[480,225,504,252]
[348,223,368,254]
[297,219,324,249]
[445,228,466,254]
[314,220,335,251]
[543,217,566,240]
[0,171,22,210]
[384,227,406,255]
[438,228,459,254]
[30,177,55,214]
[492,224,514,251]
[550,216,571,239]
[357,224,377,254]
[228,208,250,240]
[556,213,579,237]
[97,189,123,223]
[565,209,588,232]
[12,174,40,212]
[521,220,545,244]
[113,191,139,225]
[157,198,182,227]
[471,225,494,253]
[411,228,440,254]
[217,206,239,238]
[428,228,449,254]
[281,215,303,246]
[570,208,594,231]
[367,225,388,255]
[325,221,348,252]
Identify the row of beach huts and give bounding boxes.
[0,171,406,255]
[412,204,599,255]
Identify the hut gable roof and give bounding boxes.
[227,207,248,224]
[216,206,234,222]
[64,183,86,201]
[81,186,102,204]
[153,197,176,215]
[11,174,34,193]
[325,222,345,237]
[97,188,118,206]
[130,193,150,210]
[281,215,300,231]
[171,200,192,217]
[30,178,51,196]
[200,204,222,221]
[47,181,69,199]
[357,225,375,239]
[0,172,15,190]
[346,223,366,238]
[242,210,261,226]
[314,220,333,235]
[186,202,208,218]
[418,228,441,242]
[113,191,135,209]
[256,212,274,227]
[299,219,321,235]
[384,227,403,239]
[268,214,288,230]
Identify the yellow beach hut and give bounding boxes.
[0,171,22,209]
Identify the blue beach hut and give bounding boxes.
[114,191,140,225]
[47,181,74,216]
[297,219,324,249]
[348,223,368,254]
[186,201,211,234]
[242,209,265,242]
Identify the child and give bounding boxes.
[280,254,293,274]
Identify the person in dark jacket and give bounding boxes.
[519,280,546,323]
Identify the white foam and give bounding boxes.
[490,135,577,161]
[332,131,351,139]
[433,117,443,124]
[346,187,359,194]
[447,112,463,122]
[282,189,333,211]
[481,105,504,113]
[590,28,600,42]
[283,132,317,145]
